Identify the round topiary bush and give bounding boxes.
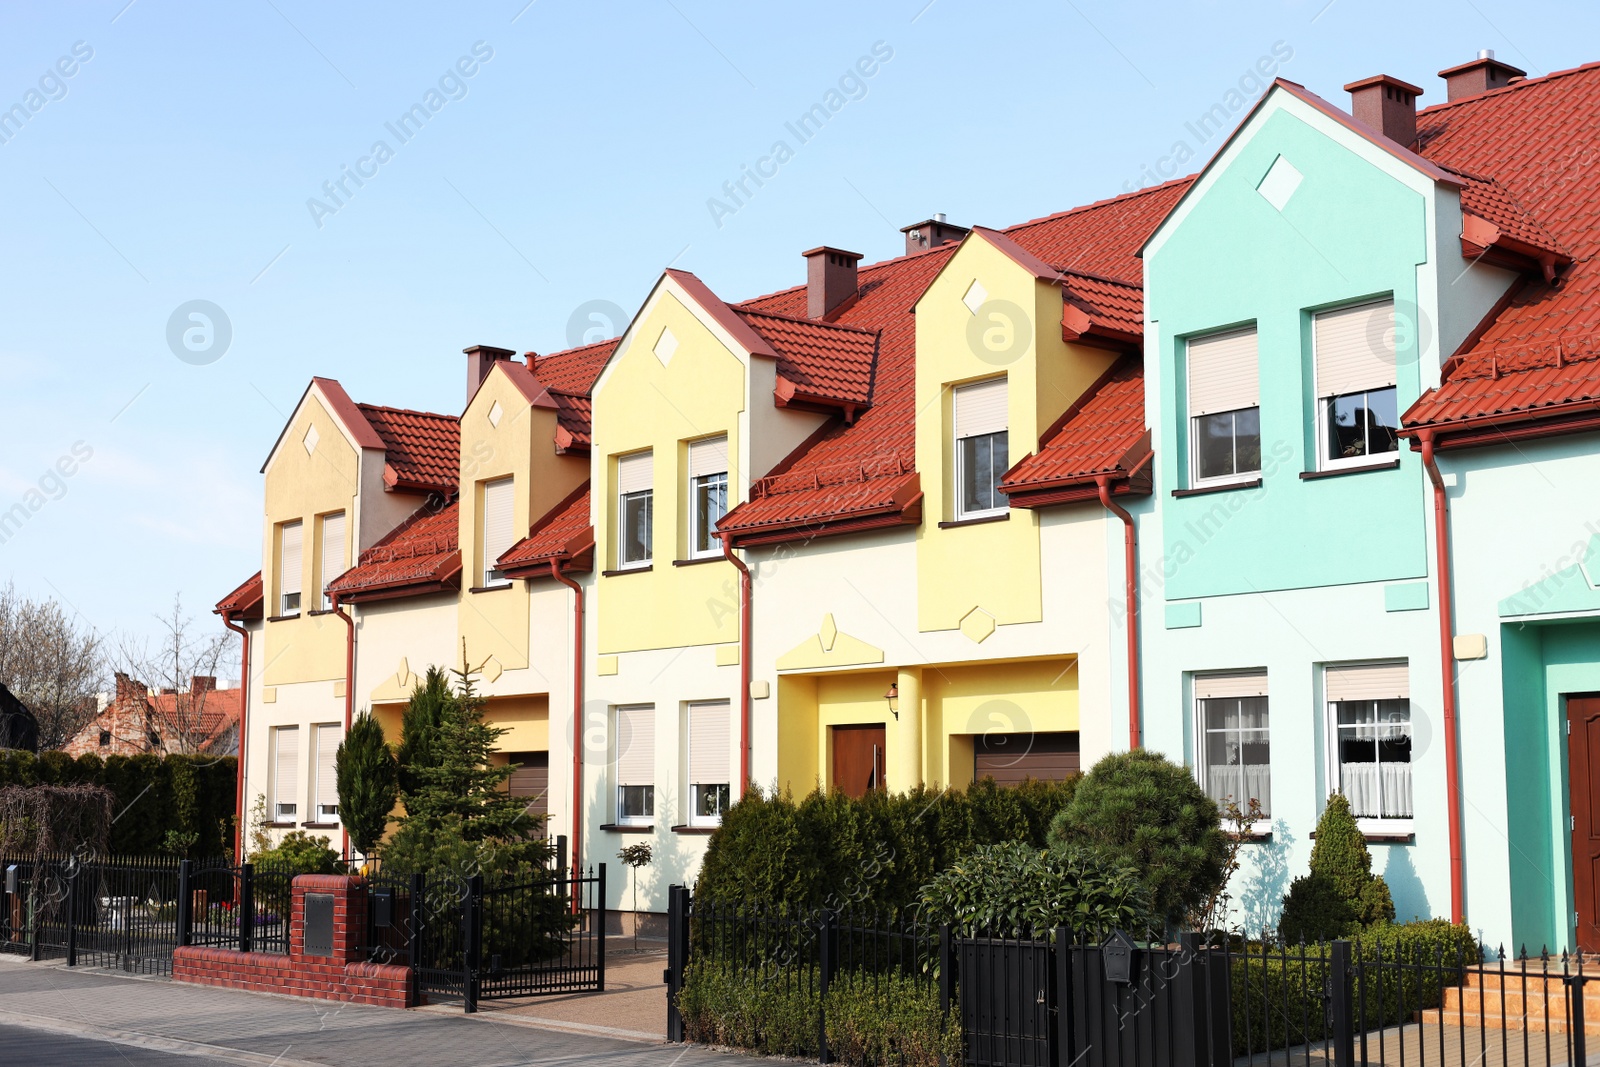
[1047,749,1228,926]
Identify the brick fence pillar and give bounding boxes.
[290,874,367,965]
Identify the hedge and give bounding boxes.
[0,749,236,857]
[678,963,960,1067]
[695,777,1079,915]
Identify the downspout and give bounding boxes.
[719,532,753,794]
[548,559,584,883]
[219,612,251,863]
[1096,474,1142,750]
[1419,428,1465,924]
[331,593,356,859]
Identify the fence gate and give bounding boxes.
[410,872,473,1007]
[474,864,605,1002]
[959,936,1059,1067]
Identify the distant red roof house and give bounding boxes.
[61,673,241,757]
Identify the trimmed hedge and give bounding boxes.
[0,749,236,857]
[695,777,1079,914]
[678,963,960,1067]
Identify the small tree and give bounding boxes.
[395,667,450,806]
[1048,749,1229,926]
[1278,793,1395,941]
[336,711,398,860]
[618,843,653,950]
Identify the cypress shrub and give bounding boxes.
[1278,793,1395,941]
[336,711,398,856]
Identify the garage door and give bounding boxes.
[975,731,1079,786]
[504,751,549,816]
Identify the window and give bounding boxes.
[313,723,340,821]
[1186,327,1260,485]
[1314,301,1400,468]
[688,436,729,559]
[687,700,731,826]
[278,520,303,615]
[616,451,653,569]
[481,477,514,586]
[98,730,111,747]
[272,725,299,820]
[953,377,1008,518]
[1194,672,1271,820]
[1326,663,1412,825]
[318,511,345,610]
[614,704,655,825]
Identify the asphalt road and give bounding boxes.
[0,1022,234,1065]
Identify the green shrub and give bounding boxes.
[1048,750,1227,925]
[918,841,1154,936]
[1278,794,1395,941]
[336,711,397,857]
[695,777,1079,914]
[252,829,341,873]
[677,963,959,1067]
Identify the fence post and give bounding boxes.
[65,862,77,967]
[1570,972,1589,1067]
[408,872,424,1005]
[1329,939,1354,1067]
[596,863,607,992]
[1056,925,1074,1067]
[176,859,194,949]
[818,909,835,1064]
[238,863,254,954]
[463,875,482,1014]
[666,884,685,1042]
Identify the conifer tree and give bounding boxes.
[336,710,397,857]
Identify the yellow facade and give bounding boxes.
[592,289,743,654]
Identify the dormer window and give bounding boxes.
[1186,327,1261,486]
[953,377,1008,520]
[278,520,303,615]
[1313,301,1399,469]
[616,451,653,569]
[688,436,728,559]
[481,477,514,587]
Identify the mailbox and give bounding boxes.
[3,865,15,895]
[371,888,394,928]
[1102,929,1140,984]
[303,892,335,957]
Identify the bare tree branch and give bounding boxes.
[115,593,238,755]
[0,581,105,749]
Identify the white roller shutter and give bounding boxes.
[482,477,514,580]
[1194,671,1269,700]
[315,723,340,816]
[1316,300,1397,399]
[688,701,731,785]
[688,436,729,479]
[617,451,653,494]
[954,378,1008,438]
[319,512,345,592]
[280,521,303,597]
[1187,328,1259,416]
[274,726,299,814]
[615,705,655,786]
[1326,662,1409,702]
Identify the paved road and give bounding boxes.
[0,955,722,1067]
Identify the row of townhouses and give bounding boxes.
[216,53,1600,951]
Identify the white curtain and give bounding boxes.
[1340,763,1412,818]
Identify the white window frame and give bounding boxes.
[686,700,732,827]
[1323,662,1414,835]
[278,520,303,616]
[687,436,729,560]
[481,477,514,587]
[318,511,345,611]
[953,377,1009,520]
[312,722,341,822]
[272,725,299,821]
[1185,327,1261,489]
[1192,672,1271,833]
[616,451,653,570]
[613,703,655,826]
[1312,300,1401,472]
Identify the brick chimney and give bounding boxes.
[1344,74,1424,147]
[114,672,141,704]
[1439,50,1526,101]
[463,345,516,402]
[802,247,863,320]
[900,213,970,256]
[190,675,217,696]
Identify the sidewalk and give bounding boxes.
[0,953,725,1067]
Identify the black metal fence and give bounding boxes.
[664,892,1594,1067]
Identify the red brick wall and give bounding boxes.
[173,873,415,1008]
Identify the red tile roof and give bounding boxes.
[356,405,460,494]
[327,500,461,601]
[737,309,879,410]
[214,572,263,620]
[498,485,594,575]
[718,180,1188,543]
[529,340,616,451]
[1402,62,1600,440]
[1060,270,1147,347]
[1001,357,1151,505]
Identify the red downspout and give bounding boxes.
[548,559,585,884]
[219,613,250,863]
[719,532,753,794]
[1096,474,1142,750]
[1419,429,1466,924]
[332,593,356,859]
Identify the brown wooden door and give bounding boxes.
[1568,695,1600,951]
[832,725,886,799]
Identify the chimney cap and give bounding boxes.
[462,344,517,359]
[1437,54,1526,79]
[801,246,863,261]
[1343,74,1425,97]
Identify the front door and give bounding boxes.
[1567,695,1600,951]
[832,725,886,799]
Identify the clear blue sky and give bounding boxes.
[1,0,1593,652]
